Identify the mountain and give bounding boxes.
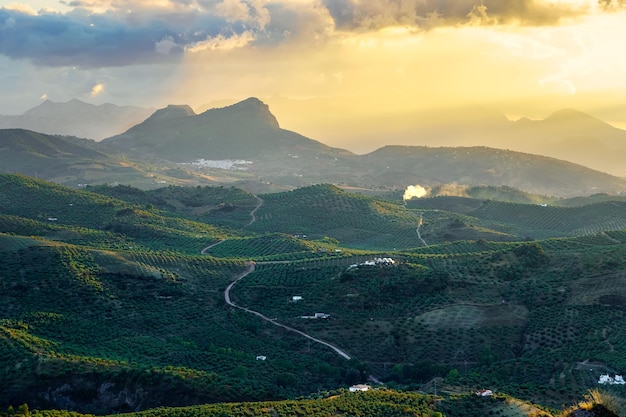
[101,98,626,197]
[333,107,626,177]
[0,99,154,140]
[505,109,626,177]
[4,98,626,197]
[103,97,350,162]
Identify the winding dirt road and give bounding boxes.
[203,194,352,360]
[244,196,263,228]
[416,213,428,246]
[224,261,352,360]
[200,239,225,254]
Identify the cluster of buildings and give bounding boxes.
[598,374,626,385]
[180,159,253,170]
[347,257,396,270]
[349,384,371,392]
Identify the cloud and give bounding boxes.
[0,0,623,71]
[322,0,599,31]
[185,31,255,51]
[155,35,179,54]
[90,82,104,96]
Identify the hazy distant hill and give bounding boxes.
[0,99,154,140]
[260,97,626,176]
[4,98,626,197]
[355,146,626,197]
[326,106,626,177]
[102,98,626,197]
[505,109,626,177]
[0,129,213,188]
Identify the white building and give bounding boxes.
[349,384,371,392]
[599,374,626,385]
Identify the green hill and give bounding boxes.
[86,184,260,229]
[0,174,230,254]
[408,197,626,237]
[3,175,626,413]
[0,129,218,189]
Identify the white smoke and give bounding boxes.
[403,184,428,201]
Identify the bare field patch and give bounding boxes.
[418,304,528,330]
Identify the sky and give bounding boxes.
[2,0,626,150]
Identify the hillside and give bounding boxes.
[4,177,626,413]
[0,129,226,189]
[356,146,626,197]
[0,174,231,254]
[0,99,154,141]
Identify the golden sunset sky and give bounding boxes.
[1,0,626,151]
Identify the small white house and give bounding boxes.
[292,296,303,302]
[476,389,493,397]
[599,374,626,385]
[349,384,370,392]
[256,355,267,361]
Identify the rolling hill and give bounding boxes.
[0,129,233,189]
[3,175,626,413]
[354,146,626,197]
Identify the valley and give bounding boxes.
[2,174,626,417]
[2,99,626,417]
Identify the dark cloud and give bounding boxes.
[0,6,252,67]
[0,0,621,69]
[599,0,626,9]
[322,0,594,30]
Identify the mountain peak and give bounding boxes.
[203,97,280,129]
[546,108,599,123]
[146,104,196,122]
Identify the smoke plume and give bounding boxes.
[403,184,428,200]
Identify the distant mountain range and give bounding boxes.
[0,99,154,140]
[2,98,626,197]
[242,98,626,177]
